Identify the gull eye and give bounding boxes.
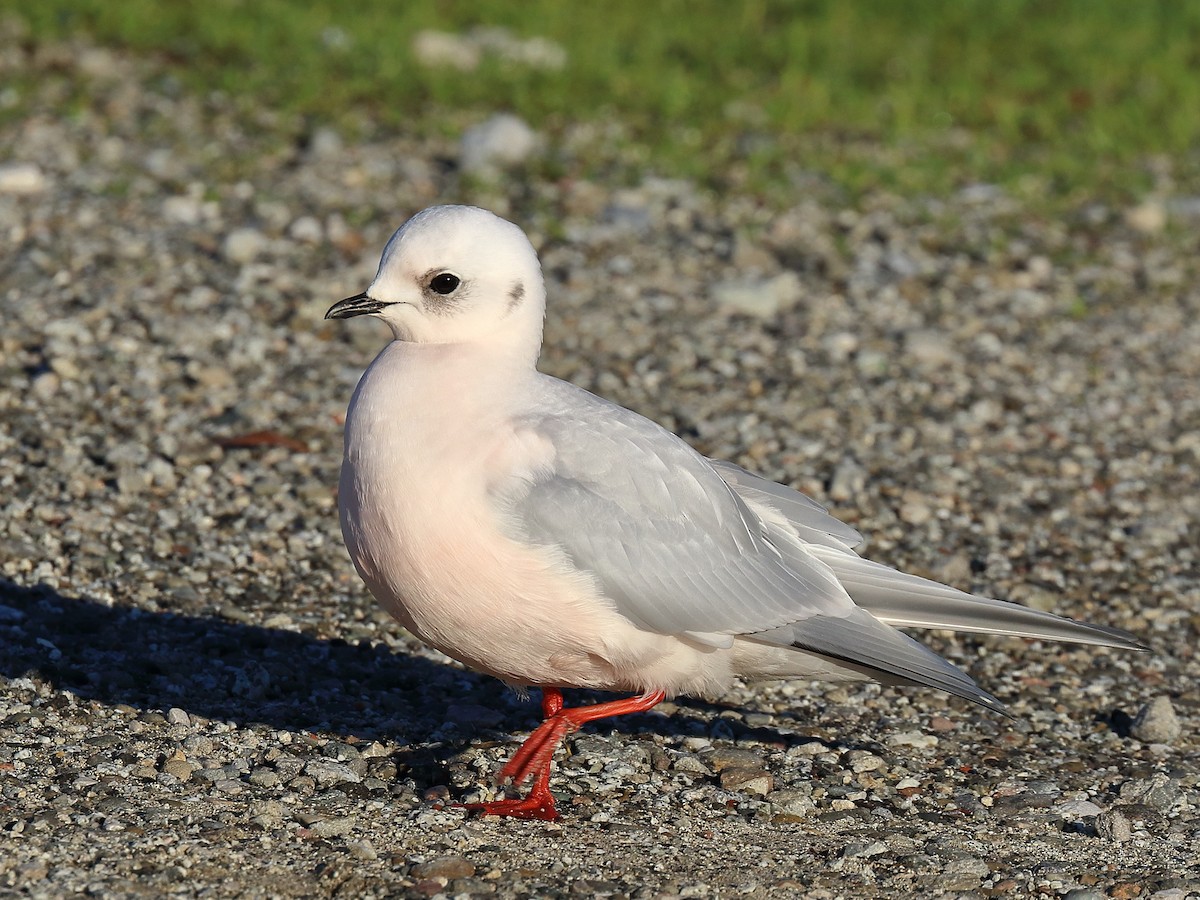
[429,273,460,295]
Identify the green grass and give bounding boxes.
[11,0,1200,200]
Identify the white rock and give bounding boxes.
[78,47,121,79]
[412,30,481,70]
[288,215,323,244]
[308,127,343,160]
[471,26,566,69]
[0,163,47,195]
[828,457,866,503]
[712,271,801,318]
[222,227,267,264]
[460,114,538,175]
[823,331,859,363]
[904,329,959,369]
[1125,200,1166,234]
[885,731,938,749]
[163,195,203,225]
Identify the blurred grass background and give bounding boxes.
[10,0,1200,200]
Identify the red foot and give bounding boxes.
[456,687,665,821]
[457,769,561,821]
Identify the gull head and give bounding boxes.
[326,205,546,356]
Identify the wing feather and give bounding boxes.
[501,378,858,637]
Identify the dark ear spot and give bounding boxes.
[507,281,525,312]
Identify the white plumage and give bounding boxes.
[326,205,1143,820]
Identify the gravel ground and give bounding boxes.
[2,38,1199,900]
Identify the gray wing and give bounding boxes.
[711,461,1145,651]
[707,459,864,550]
[503,377,1007,710]
[504,378,858,642]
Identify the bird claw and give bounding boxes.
[455,792,560,821]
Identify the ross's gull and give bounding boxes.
[325,205,1144,821]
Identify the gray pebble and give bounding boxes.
[711,272,801,318]
[1096,809,1133,842]
[460,113,538,174]
[1130,695,1182,744]
[222,226,268,264]
[1118,774,1180,812]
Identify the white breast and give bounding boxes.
[336,342,676,688]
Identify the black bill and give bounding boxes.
[325,292,385,319]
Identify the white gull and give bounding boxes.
[325,204,1143,820]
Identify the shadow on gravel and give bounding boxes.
[0,579,812,749]
[0,579,495,742]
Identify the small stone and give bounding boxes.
[886,731,938,749]
[163,195,203,225]
[304,758,362,786]
[671,754,713,776]
[412,30,481,71]
[167,708,191,726]
[348,840,377,861]
[307,815,356,838]
[308,127,343,159]
[940,855,989,889]
[1096,809,1133,842]
[848,753,884,774]
[460,114,538,175]
[903,330,959,369]
[1118,774,1180,811]
[1130,695,1181,744]
[707,748,766,772]
[248,768,279,788]
[288,216,323,244]
[828,457,866,503]
[1126,200,1166,234]
[898,494,932,526]
[162,759,194,782]
[31,371,59,399]
[222,227,268,264]
[1054,798,1103,819]
[719,768,773,796]
[823,331,859,363]
[49,356,81,380]
[770,789,816,821]
[0,162,47,194]
[854,348,889,376]
[842,840,888,859]
[247,800,285,828]
[410,855,475,880]
[712,272,801,318]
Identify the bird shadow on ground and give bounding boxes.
[0,579,837,756]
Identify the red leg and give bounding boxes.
[457,688,665,821]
